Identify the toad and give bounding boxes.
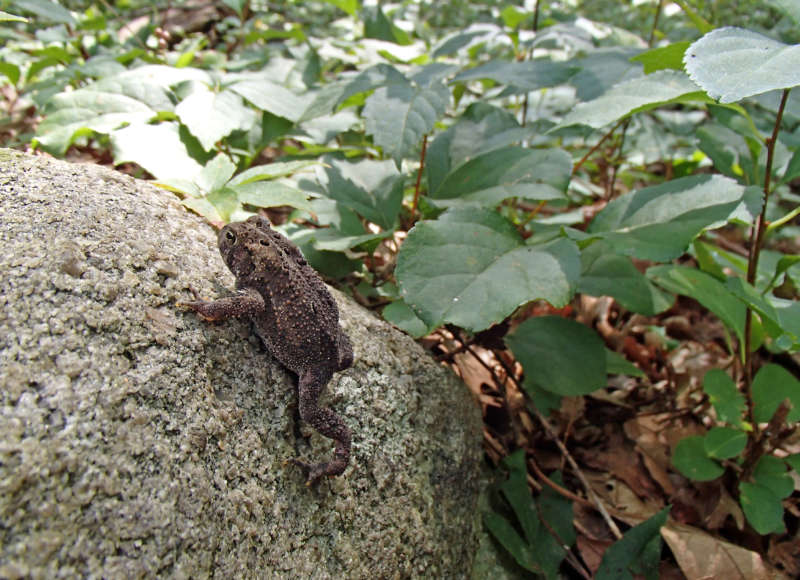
[182,215,353,485]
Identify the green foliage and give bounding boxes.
[595,507,669,580]
[4,0,799,569]
[484,451,574,578]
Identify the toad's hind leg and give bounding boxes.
[289,370,351,485]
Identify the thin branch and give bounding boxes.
[572,118,626,176]
[411,134,429,217]
[743,88,791,431]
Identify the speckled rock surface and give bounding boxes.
[0,149,484,579]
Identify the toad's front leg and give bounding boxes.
[289,370,352,485]
[179,287,265,321]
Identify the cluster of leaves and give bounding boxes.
[2,0,800,576]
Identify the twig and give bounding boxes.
[572,118,626,176]
[533,409,624,539]
[411,134,429,217]
[743,88,791,433]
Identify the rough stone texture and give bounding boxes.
[0,149,484,579]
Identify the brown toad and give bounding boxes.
[182,215,353,485]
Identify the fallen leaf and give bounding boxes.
[661,521,786,580]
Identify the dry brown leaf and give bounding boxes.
[768,535,800,578]
[662,522,787,580]
[584,471,663,525]
[576,535,612,575]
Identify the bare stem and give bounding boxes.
[411,134,429,217]
[743,88,791,433]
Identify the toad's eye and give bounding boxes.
[259,240,269,246]
[225,231,236,242]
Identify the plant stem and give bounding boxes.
[411,133,428,217]
[742,87,791,431]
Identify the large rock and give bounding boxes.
[0,150,484,578]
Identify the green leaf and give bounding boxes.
[568,47,643,102]
[0,62,20,86]
[111,123,203,181]
[596,507,669,580]
[318,158,403,229]
[630,42,691,74]
[229,76,310,122]
[588,174,752,262]
[175,87,256,150]
[751,363,800,423]
[229,160,319,186]
[195,153,236,193]
[648,265,746,347]
[0,10,27,22]
[506,316,606,397]
[453,59,578,92]
[673,435,724,481]
[14,0,74,25]
[234,181,313,213]
[555,70,706,130]
[739,482,786,535]
[396,209,580,332]
[483,511,538,572]
[703,427,746,459]
[382,300,432,338]
[724,277,788,341]
[684,27,800,104]
[753,455,794,498]
[606,350,645,377]
[785,454,800,473]
[363,80,448,165]
[426,103,529,194]
[578,242,672,315]
[321,0,359,16]
[429,146,572,208]
[703,369,745,428]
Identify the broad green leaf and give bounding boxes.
[483,511,538,572]
[568,47,644,102]
[703,427,746,459]
[396,209,580,332]
[229,76,310,122]
[362,5,410,45]
[753,455,794,499]
[36,90,156,154]
[588,175,752,262]
[555,70,706,130]
[317,158,403,229]
[739,482,785,535]
[195,153,236,193]
[14,0,74,25]
[773,298,800,351]
[647,265,746,347]
[606,350,645,377]
[751,363,800,423]
[684,27,800,104]
[426,103,528,194]
[229,160,319,186]
[0,62,20,85]
[703,369,745,428]
[452,59,578,92]
[175,87,256,150]
[429,146,572,207]
[234,181,313,213]
[673,436,724,481]
[785,454,800,473]
[321,0,359,16]
[111,123,203,181]
[630,42,691,74]
[596,507,669,580]
[0,10,27,22]
[363,80,448,165]
[382,300,431,338]
[506,316,606,397]
[578,242,672,315]
[432,30,488,58]
[724,277,788,341]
